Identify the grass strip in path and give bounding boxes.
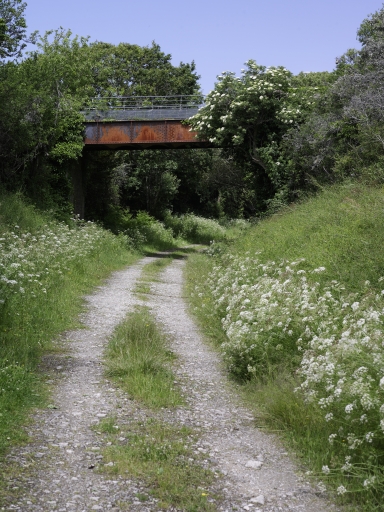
[97,416,217,511]
[105,306,183,409]
[103,259,220,510]
[135,247,199,299]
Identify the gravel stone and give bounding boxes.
[1,256,341,511]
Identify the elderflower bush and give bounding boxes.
[203,252,384,495]
[0,219,121,306]
[188,61,317,190]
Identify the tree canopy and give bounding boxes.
[0,24,202,217]
[2,2,384,222]
[0,0,36,60]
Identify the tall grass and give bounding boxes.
[186,184,384,510]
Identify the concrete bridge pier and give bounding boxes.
[69,156,86,219]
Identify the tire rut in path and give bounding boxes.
[2,255,339,512]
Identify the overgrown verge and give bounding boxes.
[163,212,227,244]
[0,193,138,457]
[122,210,230,250]
[186,184,384,511]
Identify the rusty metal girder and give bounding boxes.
[84,120,211,150]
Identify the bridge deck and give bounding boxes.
[84,119,211,150]
[82,96,209,150]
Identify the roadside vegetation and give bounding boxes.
[0,192,225,457]
[186,183,384,511]
[0,193,138,457]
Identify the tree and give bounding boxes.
[86,41,200,97]
[187,60,322,211]
[285,5,384,185]
[0,0,35,60]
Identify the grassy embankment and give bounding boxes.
[186,183,384,511]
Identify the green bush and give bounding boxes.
[124,211,177,250]
[163,212,226,244]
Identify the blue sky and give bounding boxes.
[25,0,383,94]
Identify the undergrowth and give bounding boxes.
[0,193,138,458]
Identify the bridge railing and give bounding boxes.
[82,95,204,121]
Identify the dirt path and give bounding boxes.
[1,256,338,511]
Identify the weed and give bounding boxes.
[185,184,384,510]
[0,193,138,459]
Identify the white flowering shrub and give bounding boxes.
[188,61,317,190]
[202,252,384,497]
[0,219,121,309]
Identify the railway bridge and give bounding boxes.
[82,95,208,149]
[72,96,207,217]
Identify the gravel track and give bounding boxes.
[1,256,339,511]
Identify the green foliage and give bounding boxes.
[163,212,227,244]
[0,29,91,213]
[87,41,199,97]
[98,418,216,511]
[284,5,384,198]
[0,0,35,60]
[357,6,384,45]
[0,192,49,231]
[123,211,178,250]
